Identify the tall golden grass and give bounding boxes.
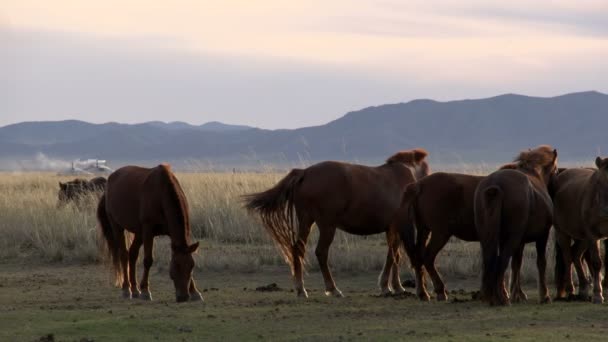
[0,170,551,282]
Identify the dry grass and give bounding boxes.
[0,170,554,283]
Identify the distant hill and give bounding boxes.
[145,121,252,132]
[1,91,607,168]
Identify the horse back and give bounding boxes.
[553,168,596,239]
[105,166,155,230]
[295,161,412,233]
[415,172,483,240]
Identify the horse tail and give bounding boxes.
[398,182,420,268]
[97,194,122,286]
[478,185,503,303]
[243,169,305,268]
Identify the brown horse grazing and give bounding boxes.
[244,149,429,297]
[475,145,557,306]
[58,177,107,206]
[551,158,608,304]
[97,164,202,303]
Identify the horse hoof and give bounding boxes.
[436,293,448,302]
[121,289,131,299]
[418,293,431,302]
[539,296,551,304]
[296,289,308,298]
[380,288,393,297]
[592,295,604,304]
[140,291,153,301]
[511,293,528,303]
[326,289,344,298]
[392,286,407,295]
[190,292,204,302]
[131,291,141,299]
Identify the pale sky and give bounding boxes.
[1,0,607,129]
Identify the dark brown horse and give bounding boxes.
[97,164,202,302]
[244,149,429,297]
[475,145,557,306]
[58,177,107,206]
[400,165,530,302]
[551,158,608,303]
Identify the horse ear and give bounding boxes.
[596,156,602,168]
[59,182,65,189]
[413,149,428,162]
[188,242,200,254]
[552,149,558,163]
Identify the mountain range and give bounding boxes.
[1,91,607,169]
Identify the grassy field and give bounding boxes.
[0,170,602,341]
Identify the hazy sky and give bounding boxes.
[2,1,607,129]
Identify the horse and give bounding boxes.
[58,177,107,206]
[400,164,530,302]
[551,157,608,304]
[97,164,202,303]
[244,149,429,298]
[474,145,558,306]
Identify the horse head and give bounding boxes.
[513,145,558,186]
[594,156,608,218]
[170,241,200,302]
[386,148,430,179]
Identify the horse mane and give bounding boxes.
[159,164,191,252]
[512,145,556,170]
[386,148,428,165]
[498,163,518,170]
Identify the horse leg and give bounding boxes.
[535,232,551,304]
[572,240,591,301]
[189,278,203,302]
[413,226,430,301]
[588,240,604,304]
[128,234,143,298]
[378,231,395,296]
[292,215,312,298]
[110,218,131,299]
[315,224,343,297]
[510,245,527,303]
[139,229,154,301]
[422,232,450,301]
[389,245,407,295]
[603,240,608,288]
[493,237,519,306]
[555,232,575,300]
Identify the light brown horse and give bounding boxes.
[244,149,429,297]
[97,164,202,302]
[58,177,107,206]
[551,157,608,304]
[475,145,557,306]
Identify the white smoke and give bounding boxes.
[0,153,72,171]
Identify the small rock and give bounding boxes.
[255,283,282,292]
[178,326,193,333]
[38,334,54,342]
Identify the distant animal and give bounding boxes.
[475,145,558,306]
[97,164,202,302]
[244,149,429,298]
[551,157,608,303]
[58,177,107,205]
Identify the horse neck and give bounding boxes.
[520,166,555,212]
[162,174,191,250]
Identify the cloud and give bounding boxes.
[1,0,608,129]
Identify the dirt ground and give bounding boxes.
[2,261,608,341]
